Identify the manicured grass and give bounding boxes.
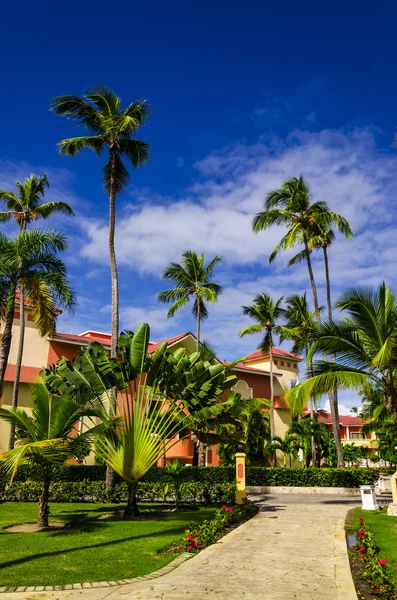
[0,502,218,588]
[353,507,397,583]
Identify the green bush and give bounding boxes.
[246,467,383,487]
[0,479,236,505]
[0,464,388,494]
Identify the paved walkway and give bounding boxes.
[2,495,358,600]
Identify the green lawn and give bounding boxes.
[352,507,397,583]
[0,502,218,588]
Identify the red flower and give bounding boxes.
[187,545,193,551]
[373,589,379,595]
[358,546,365,553]
[358,529,366,537]
[193,541,199,548]
[378,559,387,567]
[187,534,194,541]
[358,517,364,522]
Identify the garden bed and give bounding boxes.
[345,508,397,598]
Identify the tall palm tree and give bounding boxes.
[252,175,352,326]
[0,381,97,527]
[253,176,351,467]
[286,283,397,427]
[238,293,284,439]
[158,251,223,350]
[279,293,323,464]
[51,87,150,359]
[0,174,74,431]
[0,230,76,448]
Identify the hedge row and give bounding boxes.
[0,465,387,490]
[0,480,236,504]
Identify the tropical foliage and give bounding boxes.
[51,87,151,359]
[0,230,75,451]
[286,283,397,429]
[239,292,284,439]
[0,382,96,526]
[158,250,223,350]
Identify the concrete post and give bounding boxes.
[391,471,397,504]
[235,452,246,505]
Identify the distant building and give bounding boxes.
[316,411,376,449]
[0,301,303,465]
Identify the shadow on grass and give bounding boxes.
[0,525,185,570]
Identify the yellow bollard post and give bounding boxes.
[235,452,246,505]
[391,471,397,505]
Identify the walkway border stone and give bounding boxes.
[246,485,360,495]
[0,552,192,594]
[334,512,357,599]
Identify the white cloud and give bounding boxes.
[322,398,358,416]
[80,128,397,292]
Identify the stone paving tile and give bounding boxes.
[0,495,358,600]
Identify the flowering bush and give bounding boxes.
[184,502,255,553]
[354,517,396,598]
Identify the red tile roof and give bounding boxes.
[147,332,192,354]
[49,331,193,352]
[49,332,111,346]
[312,411,365,426]
[244,347,302,362]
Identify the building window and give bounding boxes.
[281,361,284,366]
[274,360,277,365]
[294,363,297,368]
[350,432,366,440]
[287,362,291,367]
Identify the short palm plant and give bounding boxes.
[267,435,300,467]
[238,293,284,439]
[0,230,75,449]
[158,250,223,350]
[51,87,150,359]
[0,382,96,527]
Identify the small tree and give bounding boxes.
[0,382,95,527]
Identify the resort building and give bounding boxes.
[317,412,376,449]
[0,299,303,464]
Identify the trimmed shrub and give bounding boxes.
[246,467,382,487]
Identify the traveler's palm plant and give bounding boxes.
[0,382,97,527]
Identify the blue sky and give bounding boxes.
[2,1,397,412]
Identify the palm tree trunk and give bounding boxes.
[8,286,25,450]
[196,295,200,351]
[269,343,275,439]
[323,246,344,468]
[109,151,119,359]
[198,442,206,466]
[303,235,320,326]
[106,150,119,489]
[123,482,140,519]
[0,285,16,398]
[306,344,316,466]
[38,473,50,528]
